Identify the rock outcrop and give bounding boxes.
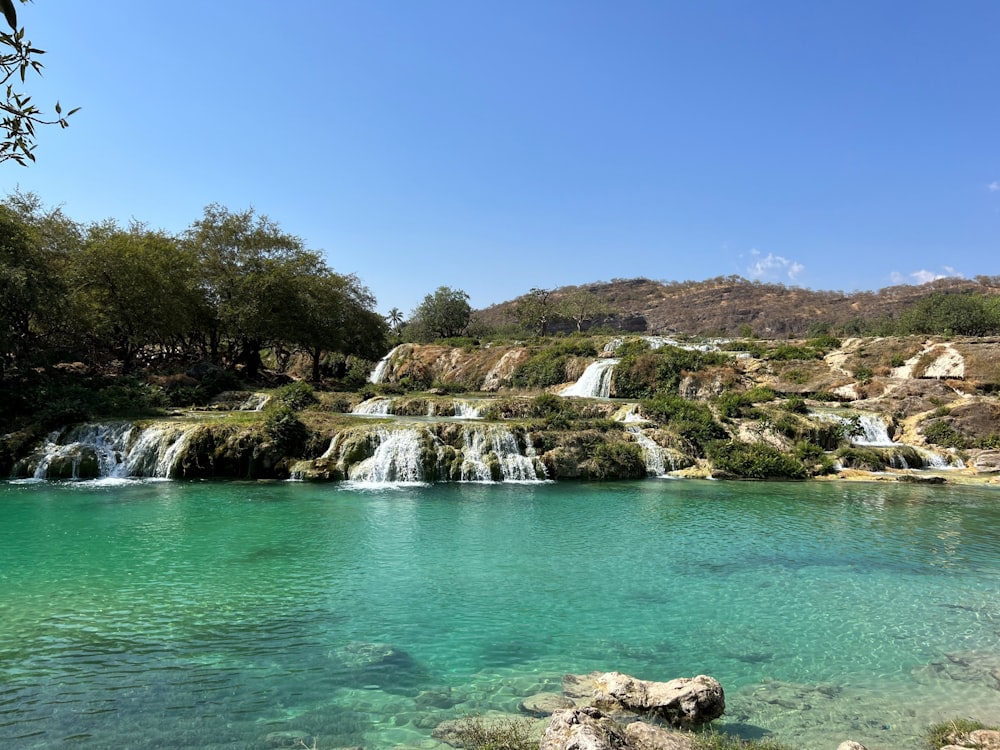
[589,672,725,727]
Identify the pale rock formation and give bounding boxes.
[590,672,725,727]
[539,707,629,750]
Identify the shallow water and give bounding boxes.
[1,479,998,749]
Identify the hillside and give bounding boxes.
[473,276,1000,337]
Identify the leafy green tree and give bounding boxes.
[0,193,80,370]
[406,286,471,342]
[72,220,202,373]
[184,204,316,377]
[291,270,387,381]
[901,292,1000,336]
[508,287,556,336]
[2,1,78,165]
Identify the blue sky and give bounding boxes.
[7,1,999,316]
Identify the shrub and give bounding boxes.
[707,440,807,479]
[273,381,317,410]
[614,345,727,399]
[589,442,646,480]
[835,446,886,471]
[511,341,598,389]
[262,403,308,455]
[782,396,808,414]
[446,714,537,750]
[642,394,726,456]
[922,420,967,449]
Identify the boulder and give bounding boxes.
[836,743,868,750]
[591,672,725,728]
[539,707,629,750]
[520,692,577,716]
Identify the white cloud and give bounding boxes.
[890,267,964,285]
[989,181,1000,192]
[745,249,806,282]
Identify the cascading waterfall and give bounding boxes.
[613,403,645,423]
[23,422,197,480]
[560,358,619,398]
[352,397,394,415]
[328,424,545,484]
[813,411,895,446]
[626,426,674,477]
[453,400,483,419]
[347,427,427,483]
[367,345,401,384]
[458,425,544,482]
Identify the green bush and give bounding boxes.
[589,442,646,480]
[263,403,308,455]
[922,420,967,449]
[273,381,318,410]
[642,394,726,456]
[614,345,727,399]
[782,396,808,414]
[511,341,598,389]
[707,440,807,479]
[835,446,886,471]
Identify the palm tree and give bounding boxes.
[386,307,404,334]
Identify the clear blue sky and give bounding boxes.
[7,1,999,316]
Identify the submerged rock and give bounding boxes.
[519,692,576,717]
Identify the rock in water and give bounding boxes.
[539,707,629,750]
[520,692,577,716]
[592,672,725,727]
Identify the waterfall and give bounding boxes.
[626,426,674,477]
[347,427,427,483]
[459,425,543,482]
[368,345,401,384]
[813,411,895,446]
[353,397,394,415]
[453,400,482,419]
[852,415,895,446]
[613,403,646,423]
[239,393,270,411]
[561,359,619,398]
[24,422,196,480]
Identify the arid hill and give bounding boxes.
[473,275,1000,337]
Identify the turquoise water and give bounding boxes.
[1,479,998,750]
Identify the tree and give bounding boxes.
[406,286,471,342]
[72,220,202,373]
[2,1,78,166]
[507,287,556,336]
[386,307,404,334]
[184,204,314,377]
[559,289,611,333]
[0,192,81,371]
[291,270,387,381]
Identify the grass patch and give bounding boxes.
[925,718,997,749]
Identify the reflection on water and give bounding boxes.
[0,479,998,749]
